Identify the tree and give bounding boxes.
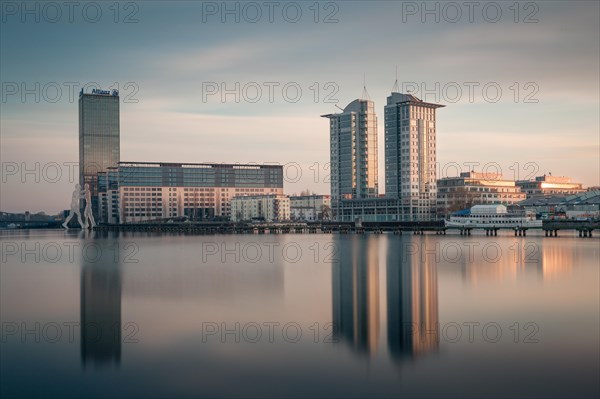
[320,205,331,221]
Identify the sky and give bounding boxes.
[1,0,599,214]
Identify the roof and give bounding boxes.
[387,92,445,108]
[471,204,508,214]
[117,162,282,169]
[452,208,471,216]
[518,190,600,206]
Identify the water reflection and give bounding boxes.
[80,232,122,367]
[331,236,380,355]
[387,236,439,361]
[0,230,597,398]
[540,241,578,281]
[452,238,579,283]
[331,236,439,362]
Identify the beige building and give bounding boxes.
[97,162,284,224]
[231,194,291,222]
[437,172,526,217]
[516,175,585,198]
[384,92,444,220]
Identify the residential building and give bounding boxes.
[384,92,444,220]
[322,98,379,217]
[230,194,290,222]
[331,90,445,222]
[290,194,331,221]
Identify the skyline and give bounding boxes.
[1,1,599,214]
[2,3,599,398]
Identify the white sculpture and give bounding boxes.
[63,184,85,229]
[82,183,96,229]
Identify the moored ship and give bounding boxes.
[445,204,542,228]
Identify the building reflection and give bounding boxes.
[454,238,576,284]
[332,236,380,355]
[331,235,439,362]
[80,232,122,367]
[387,236,439,361]
[540,242,577,281]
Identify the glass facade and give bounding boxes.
[79,91,120,218]
[118,163,283,188]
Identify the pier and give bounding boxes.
[91,219,599,237]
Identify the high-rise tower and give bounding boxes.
[384,92,444,220]
[79,88,120,219]
[322,98,378,216]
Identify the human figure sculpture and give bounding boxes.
[82,183,96,229]
[63,184,85,229]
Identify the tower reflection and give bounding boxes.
[80,232,122,367]
[387,236,439,361]
[332,236,380,355]
[331,235,439,361]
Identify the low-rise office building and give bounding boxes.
[338,196,441,222]
[437,172,526,218]
[337,197,402,222]
[231,194,290,222]
[516,175,584,198]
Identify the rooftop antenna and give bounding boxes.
[361,73,371,101]
[335,104,344,111]
[392,66,400,93]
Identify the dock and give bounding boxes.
[92,220,599,237]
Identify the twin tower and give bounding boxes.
[323,91,444,221]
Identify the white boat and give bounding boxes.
[445,205,542,228]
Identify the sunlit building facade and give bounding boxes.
[437,171,526,218]
[516,175,585,198]
[322,99,379,217]
[384,92,444,220]
[97,162,284,223]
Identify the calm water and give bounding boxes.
[1,229,598,398]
